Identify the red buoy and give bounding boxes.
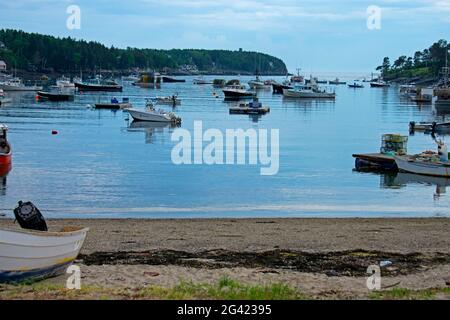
[52,130,58,135]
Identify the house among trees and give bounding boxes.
[0,60,6,71]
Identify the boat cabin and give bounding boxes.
[0,124,10,154]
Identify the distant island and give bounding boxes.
[0,29,288,77]
[376,39,449,85]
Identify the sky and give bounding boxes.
[0,0,449,74]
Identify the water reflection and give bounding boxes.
[381,172,450,199]
[0,164,11,196]
[127,120,174,144]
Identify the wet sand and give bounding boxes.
[1,218,449,299]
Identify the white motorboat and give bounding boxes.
[0,226,88,283]
[370,79,390,88]
[282,80,336,99]
[0,77,43,91]
[155,95,181,106]
[193,76,212,85]
[395,155,450,177]
[248,76,271,90]
[223,85,255,100]
[56,75,75,88]
[0,89,11,106]
[127,105,181,124]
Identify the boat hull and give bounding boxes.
[128,109,172,122]
[0,227,88,283]
[283,88,336,99]
[223,90,255,100]
[162,77,185,83]
[395,156,450,177]
[272,83,292,94]
[75,82,122,92]
[95,103,131,110]
[0,84,43,91]
[37,91,74,102]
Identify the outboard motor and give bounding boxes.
[13,201,48,231]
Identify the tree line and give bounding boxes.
[376,39,449,80]
[0,29,287,74]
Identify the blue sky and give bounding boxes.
[1,0,449,73]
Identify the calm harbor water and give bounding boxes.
[1,75,449,218]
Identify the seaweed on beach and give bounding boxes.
[79,249,450,277]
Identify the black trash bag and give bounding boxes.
[13,201,48,231]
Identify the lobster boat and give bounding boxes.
[37,91,74,102]
[0,124,11,167]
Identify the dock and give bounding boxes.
[352,153,397,171]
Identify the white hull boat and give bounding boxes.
[282,87,336,99]
[128,108,181,124]
[0,227,88,283]
[395,155,450,177]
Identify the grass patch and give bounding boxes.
[0,277,308,300]
[370,287,450,300]
[138,276,308,300]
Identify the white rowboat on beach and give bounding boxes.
[0,227,89,283]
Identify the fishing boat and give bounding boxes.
[0,77,43,91]
[0,89,12,106]
[410,88,433,103]
[348,82,364,88]
[127,105,181,124]
[290,69,304,84]
[95,97,132,110]
[213,79,227,88]
[75,78,122,92]
[0,225,88,283]
[122,74,140,82]
[395,140,450,177]
[370,79,390,88]
[0,124,12,167]
[222,85,255,100]
[37,91,74,102]
[193,76,212,85]
[282,80,336,99]
[229,97,270,115]
[162,76,185,83]
[56,75,75,88]
[133,72,162,88]
[329,78,347,85]
[395,155,450,177]
[154,95,181,106]
[248,76,270,90]
[409,121,450,133]
[434,56,450,106]
[272,82,293,94]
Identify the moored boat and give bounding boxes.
[370,79,390,88]
[75,78,122,92]
[328,78,347,85]
[193,76,212,85]
[394,140,450,177]
[348,82,364,88]
[0,77,43,91]
[162,76,185,83]
[0,124,12,167]
[272,82,293,94]
[409,121,450,133]
[229,97,270,115]
[95,97,132,110]
[222,85,255,100]
[56,75,75,88]
[155,95,181,106]
[127,105,181,124]
[282,80,336,99]
[37,91,74,102]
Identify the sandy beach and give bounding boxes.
[1,218,449,299]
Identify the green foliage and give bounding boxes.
[376,39,449,79]
[0,29,287,74]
